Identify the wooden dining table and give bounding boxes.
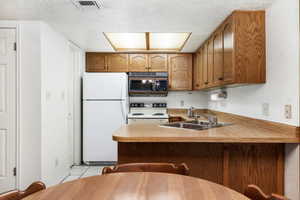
[24,172,250,200]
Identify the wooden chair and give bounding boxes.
[244,184,289,200]
[102,162,190,175]
[0,181,46,200]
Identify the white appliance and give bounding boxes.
[83,73,128,164]
[128,103,169,124]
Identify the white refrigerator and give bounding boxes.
[83,73,128,164]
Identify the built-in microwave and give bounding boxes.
[128,72,168,96]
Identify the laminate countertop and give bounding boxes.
[113,110,300,143]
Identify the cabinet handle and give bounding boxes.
[218,77,224,81]
[205,82,209,85]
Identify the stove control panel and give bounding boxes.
[130,103,145,108]
[130,103,167,108]
[152,103,167,108]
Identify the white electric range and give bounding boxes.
[127,102,169,124]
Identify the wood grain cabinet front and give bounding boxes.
[194,10,266,90]
[168,54,193,91]
[128,54,148,72]
[213,31,224,86]
[148,54,168,72]
[107,54,129,72]
[86,53,107,72]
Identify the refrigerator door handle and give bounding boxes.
[120,101,126,122]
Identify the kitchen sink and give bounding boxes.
[160,120,232,131]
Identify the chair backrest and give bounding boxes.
[102,162,190,175]
[244,185,288,200]
[0,181,46,200]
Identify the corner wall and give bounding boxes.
[40,22,73,186]
[18,21,42,189]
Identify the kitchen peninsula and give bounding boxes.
[113,110,300,195]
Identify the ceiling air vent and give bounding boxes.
[71,0,103,10]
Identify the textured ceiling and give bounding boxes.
[0,0,275,52]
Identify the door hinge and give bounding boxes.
[13,167,16,176]
[14,43,17,51]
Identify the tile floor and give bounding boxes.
[61,165,104,183]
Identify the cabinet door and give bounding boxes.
[198,48,205,89]
[148,54,168,72]
[213,32,224,86]
[193,52,201,90]
[168,54,193,91]
[107,54,128,72]
[86,53,107,72]
[128,54,148,72]
[202,44,209,88]
[223,21,234,83]
[207,39,214,87]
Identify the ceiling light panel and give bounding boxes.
[149,33,191,51]
[104,33,147,51]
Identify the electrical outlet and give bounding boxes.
[180,100,184,107]
[262,103,269,117]
[285,105,292,119]
[55,158,59,167]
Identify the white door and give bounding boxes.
[83,100,126,162]
[0,29,16,192]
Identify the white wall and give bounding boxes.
[18,21,42,189]
[208,0,300,126]
[40,23,73,186]
[130,91,208,109]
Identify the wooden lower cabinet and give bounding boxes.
[118,142,284,195]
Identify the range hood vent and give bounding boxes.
[71,0,103,10]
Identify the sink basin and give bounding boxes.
[160,120,232,131]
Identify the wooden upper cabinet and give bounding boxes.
[193,51,203,90]
[129,54,148,72]
[148,54,168,72]
[234,11,266,83]
[168,54,193,91]
[223,20,234,84]
[193,53,200,90]
[195,10,265,90]
[213,31,224,86]
[207,39,214,87]
[86,53,107,72]
[107,54,128,72]
[202,44,208,87]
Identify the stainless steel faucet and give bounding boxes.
[187,107,195,118]
[194,113,218,126]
